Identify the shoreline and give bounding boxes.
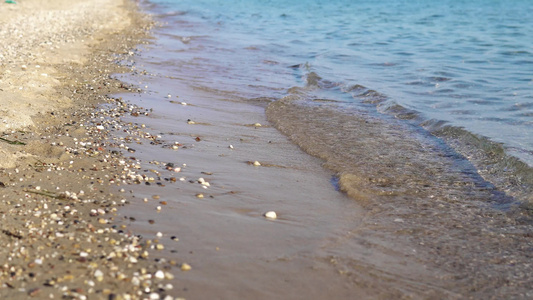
[3,0,532,299]
[0,1,176,299]
[113,3,533,299]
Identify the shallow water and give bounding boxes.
[145,0,533,165]
[138,0,533,208]
[108,0,533,298]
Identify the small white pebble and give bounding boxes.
[264,211,277,219]
[253,161,261,166]
[150,293,160,300]
[154,270,165,280]
[94,270,104,281]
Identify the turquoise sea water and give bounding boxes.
[146,0,533,165]
[138,0,533,205]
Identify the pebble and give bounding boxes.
[253,123,262,127]
[150,293,160,300]
[253,161,261,167]
[264,211,277,219]
[154,270,165,279]
[94,269,104,281]
[180,263,192,271]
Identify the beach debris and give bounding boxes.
[0,137,26,145]
[264,211,277,219]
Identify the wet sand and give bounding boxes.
[109,71,458,299]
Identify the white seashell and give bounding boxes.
[264,211,277,219]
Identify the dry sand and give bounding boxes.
[0,0,176,299]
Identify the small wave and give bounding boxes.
[269,71,533,208]
[422,121,533,207]
[377,102,420,120]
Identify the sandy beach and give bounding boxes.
[0,1,178,299]
[2,0,533,299]
[0,1,434,298]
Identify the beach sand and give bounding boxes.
[106,57,457,299]
[3,1,531,299]
[0,1,446,298]
[0,0,178,299]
